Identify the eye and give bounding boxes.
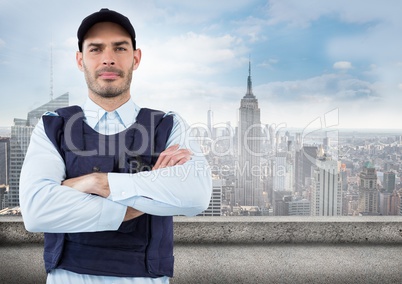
[116,47,127,52]
[89,47,100,53]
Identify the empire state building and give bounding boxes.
[235,62,263,207]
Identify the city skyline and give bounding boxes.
[1,1,402,130]
[1,67,402,216]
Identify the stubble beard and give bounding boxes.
[83,62,133,98]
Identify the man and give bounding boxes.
[19,8,212,284]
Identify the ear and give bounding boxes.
[133,48,142,71]
[76,51,84,71]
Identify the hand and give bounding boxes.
[63,173,144,222]
[62,172,110,198]
[152,144,192,170]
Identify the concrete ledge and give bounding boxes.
[1,216,402,284]
[1,216,402,244]
[0,216,43,244]
[174,216,402,244]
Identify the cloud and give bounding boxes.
[250,73,394,129]
[139,31,247,80]
[333,61,353,70]
[265,0,402,65]
[0,0,401,130]
[255,73,379,103]
[151,0,260,24]
[266,0,331,28]
[259,58,279,69]
[235,16,268,43]
[265,0,401,27]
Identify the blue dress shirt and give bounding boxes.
[19,98,212,284]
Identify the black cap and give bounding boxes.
[77,8,136,52]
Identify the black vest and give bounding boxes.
[42,105,174,278]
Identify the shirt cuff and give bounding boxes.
[108,172,137,203]
[97,198,126,231]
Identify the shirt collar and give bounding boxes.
[82,98,141,129]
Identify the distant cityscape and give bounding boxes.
[1,64,402,217]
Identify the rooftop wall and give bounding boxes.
[1,216,401,284]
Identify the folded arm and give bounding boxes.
[20,113,212,233]
[61,144,195,218]
[63,114,212,216]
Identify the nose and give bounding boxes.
[102,48,115,66]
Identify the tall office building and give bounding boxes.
[207,107,214,138]
[273,152,287,192]
[288,199,310,216]
[357,162,379,214]
[199,178,223,216]
[389,191,400,215]
[383,171,395,193]
[398,190,402,216]
[0,138,8,210]
[235,62,263,207]
[0,185,6,210]
[295,146,318,194]
[8,120,35,207]
[310,153,342,216]
[272,191,292,216]
[323,136,330,152]
[7,93,69,208]
[0,137,10,186]
[273,151,293,192]
[340,163,348,191]
[379,191,393,215]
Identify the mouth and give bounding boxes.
[98,72,120,80]
[96,68,123,80]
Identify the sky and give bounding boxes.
[0,0,402,131]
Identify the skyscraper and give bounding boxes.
[235,62,263,207]
[379,191,393,215]
[0,137,10,186]
[273,152,287,192]
[207,107,214,138]
[383,171,396,193]
[273,151,293,193]
[7,121,34,208]
[295,145,318,194]
[310,152,342,216]
[0,137,8,210]
[6,93,69,208]
[198,178,223,216]
[358,162,379,214]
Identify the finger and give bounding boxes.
[165,144,180,152]
[153,155,170,170]
[153,147,192,169]
[172,149,192,163]
[153,150,176,170]
[153,145,180,169]
[168,156,191,167]
[154,153,180,170]
[176,155,192,165]
[166,150,192,167]
[153,152,168,170]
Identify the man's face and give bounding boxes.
[76,22,141,99]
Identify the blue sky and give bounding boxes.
[0,0,401,130]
